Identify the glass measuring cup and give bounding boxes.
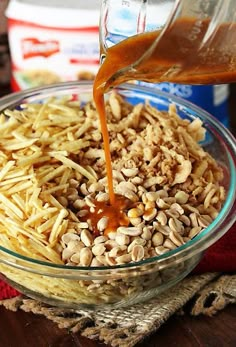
[99,0,236,89]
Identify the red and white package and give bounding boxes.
[6,0,100,91]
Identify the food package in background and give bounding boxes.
[136,81,230,128]
[6,0,100,91]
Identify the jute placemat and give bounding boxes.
[1,273,236,347]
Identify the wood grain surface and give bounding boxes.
[0,305,236,346]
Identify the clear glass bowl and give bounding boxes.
[0,81,235,309]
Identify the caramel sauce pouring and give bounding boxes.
[90,18,236,235]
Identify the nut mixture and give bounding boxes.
[58,94,225,267]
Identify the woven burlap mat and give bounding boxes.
[1,273,236,347]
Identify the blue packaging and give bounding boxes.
[137,82,230,128]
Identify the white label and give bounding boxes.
[8,19,100,90]
[213,84,229,106]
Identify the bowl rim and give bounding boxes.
[0,81,235,273]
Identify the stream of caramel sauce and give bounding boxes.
[91,18,236,234]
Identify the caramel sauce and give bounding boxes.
[93,88,116,205]
[81,195,132,237]
[91,17,236,235]
[95,18,236,91]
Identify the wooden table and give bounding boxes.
[0,83,235,346]
[0,304,236,346]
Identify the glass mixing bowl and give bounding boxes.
[0,81,235,309]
